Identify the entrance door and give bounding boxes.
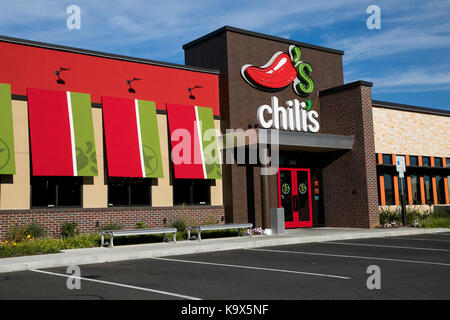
[278,168,312,228]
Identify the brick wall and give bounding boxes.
[319,81,380,228]
[0,206,224,239]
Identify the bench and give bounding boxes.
[100,227,177,248]
[187,223,253,241]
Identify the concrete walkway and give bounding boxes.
[0,227,448,273]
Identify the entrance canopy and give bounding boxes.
[222,128,354,152]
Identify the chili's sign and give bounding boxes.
[241,45,314,97]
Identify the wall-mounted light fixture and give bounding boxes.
[188,85,203,100]
[127,77,142,93]
[55,67,70,84]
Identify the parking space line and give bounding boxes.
[392,237,450,242]
[30,269,202,300]
[323,242,450,252]
[154,257,351,280]
[249,248,450,267]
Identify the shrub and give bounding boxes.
[8,221,46,243]
[99,222,123,231]
[60,222,80,238]
[169,219,187,232]
[24,221,47,239]
[136,220,148,229]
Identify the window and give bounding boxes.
[409,156,419,166]
[173,179,210,206]
[108,178,151,207]
[382,154,392,165]
[434,157,443,167]
[447,158,450,167]
[31,176,82,208]
[383,173,395,205]
[436,175,446,204]
[410,175,421,204]
[422,156,431,167]
[423,175,433,205]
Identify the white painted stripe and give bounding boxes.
[392,237,450,242]
[249,248,450,267]
[154,257,351,280]
[324,241,450,252]
[30,269,201,300]
[194,106,207,179]
[66,91,77,176]
[135,99,146,178]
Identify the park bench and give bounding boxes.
[186,223,253,241]
[100,227,177,248]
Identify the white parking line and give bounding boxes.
[154,257,351,280]
[393,237,450,242]
[30,269,201,300]
[324,242,450,252]
[249,248,450,267]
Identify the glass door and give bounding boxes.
[278,168,313,228]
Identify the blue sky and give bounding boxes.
[0,0,449,110]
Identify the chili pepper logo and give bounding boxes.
[241,45,314,97]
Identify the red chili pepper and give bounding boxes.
[242,52,297,90]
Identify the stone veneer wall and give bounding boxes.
[373,107,450,157]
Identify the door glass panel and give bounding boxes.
[296,170,310,222]
[279,170,293,222]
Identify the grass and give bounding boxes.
[0,228,244,258]
[0,234,99,258]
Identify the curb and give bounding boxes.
[0,228,448,273]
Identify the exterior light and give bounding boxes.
[55,67,70,84]
[127,77,142,93]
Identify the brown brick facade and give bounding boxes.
[0,206,224,239]
[319,82,379,228]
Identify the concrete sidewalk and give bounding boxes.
[0,227,448,273]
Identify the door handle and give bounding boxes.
[293,195,299,212]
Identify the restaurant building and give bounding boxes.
[0,26,448,238]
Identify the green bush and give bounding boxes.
[99,222,123,231]
[169,219,187,232]
[8,221,47,243]
[60,222,80,238]
[136,220,148,229]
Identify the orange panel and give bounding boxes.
[432,176,438,205]
[393,175,400,205]
[379,175,386,206]
[420,176,426,205]
[407,175,413,205]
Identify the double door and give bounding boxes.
[278,168,313,228]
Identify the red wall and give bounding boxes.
[0,42,220,115]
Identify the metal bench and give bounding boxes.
[100,227,177,248]
[187,223,253,241]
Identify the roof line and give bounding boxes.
[0,35,220,75]
[372,100,450,117]
[182,26,344,55]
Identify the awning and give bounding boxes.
[0,83,15,175]
[27,88,98,176]
[167,103,221,179]
[102,96,163,178]
[222,128,354,152]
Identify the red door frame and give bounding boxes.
[277,168,313,228]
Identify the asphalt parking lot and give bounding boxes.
[1,232,449,300]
